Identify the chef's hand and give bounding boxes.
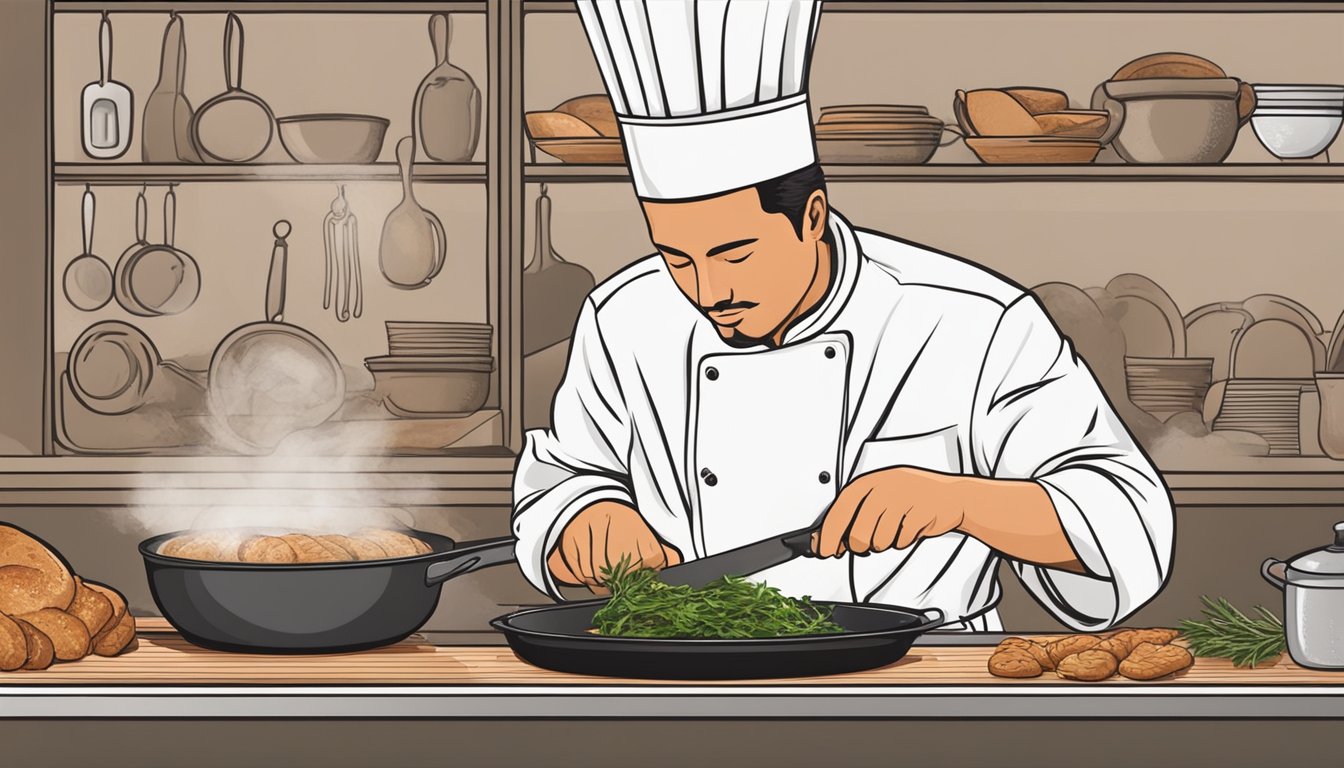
[812,467,968,558]
[548,501,683,593]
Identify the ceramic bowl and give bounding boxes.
[1251,113,1344,158]
[277,114,390,164]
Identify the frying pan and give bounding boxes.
[139,529,516,653]
[492,601,945,680]
[165,220,345,454]
[191,13,274,163]
[115,185,200,316]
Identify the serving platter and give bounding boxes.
[492,600,944,680]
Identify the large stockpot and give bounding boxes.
[140,529,516,653]
[1262,522,1344,670]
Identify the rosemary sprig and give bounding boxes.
[590,555,845,639]
[1179,596,1286,668]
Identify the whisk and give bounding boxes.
[322,185,363,321]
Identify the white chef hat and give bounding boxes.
[575,0,822,201]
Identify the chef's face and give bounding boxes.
[642,186,830,345]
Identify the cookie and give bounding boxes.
[996,636,1054,671]
[988,647,1043,679]
[1056,650,1119,682]
[1046,634,1101,666]
[1119,642,1194,681]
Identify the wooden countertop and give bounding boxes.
[3,619,1344,719]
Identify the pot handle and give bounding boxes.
[1262,558,1288,591]
[425,536,517,586]
[1096,95,1125,146]
[1236,80,1257,125]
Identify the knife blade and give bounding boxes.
[656,526,818,589]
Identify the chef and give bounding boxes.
[513,0,1174,632]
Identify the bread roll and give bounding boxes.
[92,611,137,657]
[280,534,341,563]
[314,535,356,561]
[356,529,422,558]
[331,535,386,561]
[82,581,127,628]
[0,612,27,671]
[554,94,619,137]
[15,618,54,671]
[1005,87,1069,115]
[68,577,114,637]
[17,608,89,662]
[238,536,297,564]
[159,534,225,562]
[0,523,77,615]
[1112,52,1225,81]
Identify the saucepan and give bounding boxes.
[139,529,516,653]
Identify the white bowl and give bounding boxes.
[1251,113,1343,158]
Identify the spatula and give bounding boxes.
[81,12,133,159]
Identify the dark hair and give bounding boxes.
[754,163,827,240]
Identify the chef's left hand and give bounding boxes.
[812,467,968,558]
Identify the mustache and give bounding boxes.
[701,299,758,313]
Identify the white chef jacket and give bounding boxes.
[512,210,1174,632]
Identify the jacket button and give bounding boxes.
[824,346,836,359]
[703,472,718,487]
[818,471,831,484]
[705,367,719,381]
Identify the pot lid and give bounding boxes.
[1284,522,1344,578]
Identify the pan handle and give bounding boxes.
[425,536,517,587]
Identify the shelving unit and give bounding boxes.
[54,163,488,184]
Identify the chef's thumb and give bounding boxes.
[661,543,683,568]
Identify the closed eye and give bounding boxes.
[665,257,693,270]
[725,251,753,264]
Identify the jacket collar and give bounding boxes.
[778,209,862,346]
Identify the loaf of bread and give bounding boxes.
[0,524,138,672]
[159,528,434,564]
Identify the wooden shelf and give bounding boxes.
[54,163,487,185]
[526,163,1344,183]
[522,0,1344,13]
[54,1,487,13]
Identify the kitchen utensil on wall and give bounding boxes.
[415,13,481,162]
[142,13,202,163]
[1091,52,1254,164]
[379,136,446,288]
[115,185,201,316]
[523,184,594,356]
[278,114,390,164]
[1262,522,1344,668]
[62,186,113,311]
[66,320,161,415]
[81,13,133,160]
[1328,308,1344,373]
[191,13,274,163]
[140,528,516,653]
[1316,374,1344,460]
[182,220,343,454]
[323,185,363,321]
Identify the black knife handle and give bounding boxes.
[782,528,819,558]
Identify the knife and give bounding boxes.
[656,526,819,589]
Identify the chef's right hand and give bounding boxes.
[548,501,682,592]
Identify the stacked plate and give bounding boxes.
[1211,378,1314,455]
[364,322,494,419]
[814,105,950,164]
[1124,357,1214,420]
[1251,84,1344,159]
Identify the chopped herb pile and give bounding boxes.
[1179,596,1286,668]
[590,556,844,639]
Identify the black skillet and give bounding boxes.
[491,600,945,680]
[139,529,515,654]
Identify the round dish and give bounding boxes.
[277,113,390,164]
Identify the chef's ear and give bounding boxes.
[805,189,828,243]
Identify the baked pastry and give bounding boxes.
[17,608,90,662]
[1112,52,1225,81]
[237,536,298,564]
[15,618,54,671]
[92,611,137,657]
[1056,650,1120,681]
[355,528,423,558]
[0,524,76,615]
[0,613,26,672]
[279,534,341,563]
[1119,642,1194,680]
[68,577,114,637]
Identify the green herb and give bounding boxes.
[590,556,845,639]
[1179,596,1286,668]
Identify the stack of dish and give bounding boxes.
[1250,84,1344,159]
[813,105,952,164]
[1211,378,1315,455]
[955,87,1110,164]
[364,322,494,419]
[1124,357,1215,420]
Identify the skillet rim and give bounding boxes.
[138,528,457,572]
